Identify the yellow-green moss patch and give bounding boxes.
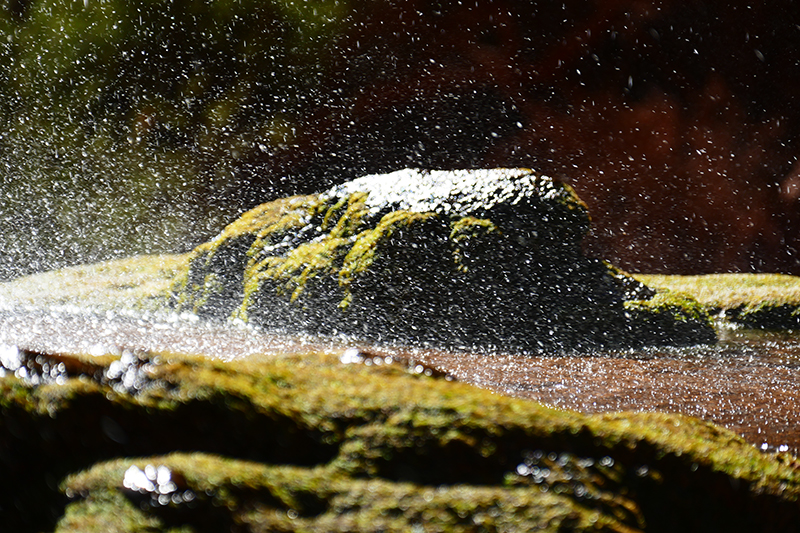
[0,254,188,314]
[2,347,799,531]
[624,289,709,323]
[337,210,441,309]
[57,453,639,533]
[622,289,717,345]
[635,274,800,329]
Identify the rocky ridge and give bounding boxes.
[2,347,799,532]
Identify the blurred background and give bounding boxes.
[1,0,800,280]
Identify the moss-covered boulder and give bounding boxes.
[173,168,715,350]
[2,347,799,532]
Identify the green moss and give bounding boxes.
[624,289,710,323]
[320,194,351,233]
[250,236,352,302]
[56,489,167,533]
[450,216,501,273]
[325,191,371,239]
[58,453,636,533]
[237,193,369,307]
[623,289,717,345]
[236,196,441,318]
[2,348,799,531]
[220,195,321,245]
[175,195,324,315]
[635,273,800,329]
[338,210,441,309]
[0,254,188,314]
[634,274,800,309]
[450,216,500,242]
[185,191,384,320]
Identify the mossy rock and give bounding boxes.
[2,348,799,532]
[0,254,188,315]
[173,168,715,350]
[635,274,800,329]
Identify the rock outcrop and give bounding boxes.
[3,348,799,532]
[637,273,800,330]
[174,168,715,350]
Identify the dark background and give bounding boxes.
[2,0,800,278]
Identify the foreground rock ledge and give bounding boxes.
[173,168,715,350]
[2,348,799,532]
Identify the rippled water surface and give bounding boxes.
[1,308,798,455]
[396,327,800,456]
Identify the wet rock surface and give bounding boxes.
[174,168,715,350]
[2,348,800,532]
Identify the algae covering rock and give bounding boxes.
[2,347,800,532]
[174,168,715,350]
